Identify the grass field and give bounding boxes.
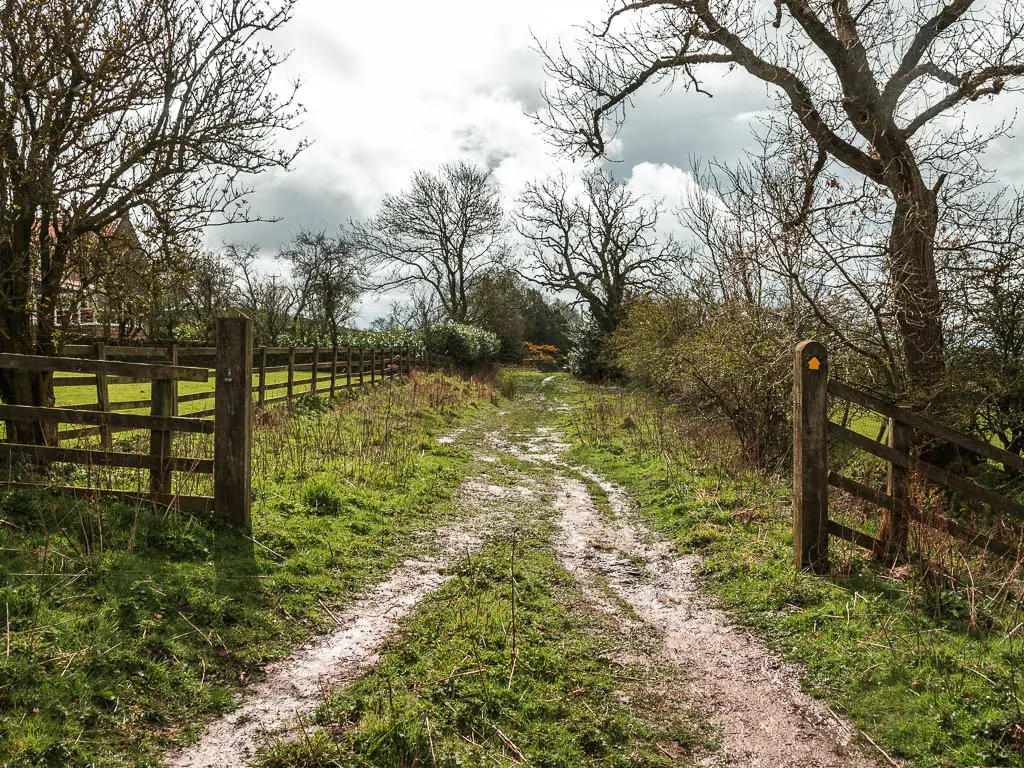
[0,373,496,767]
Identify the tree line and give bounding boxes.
[67,158,669,367]
[4,0,1024,473]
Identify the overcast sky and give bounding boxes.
[211,0,1024,326]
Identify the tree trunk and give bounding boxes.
[885,172,959,478]
[0,241,56,445]
[887,183,944,400]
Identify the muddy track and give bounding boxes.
[163,482,522,768]
[164,394,882,767]
[484,415,880,766]
[551,475,878,768]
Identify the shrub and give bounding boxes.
[422,324,500,365]
[567,315,609,379]
[280,326,424,350]
[610,296,795,468]
[300,479,344,516]
[521,342,566,372]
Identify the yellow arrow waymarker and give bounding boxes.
[807,356,821,371]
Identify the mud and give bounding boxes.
[551,476,879,768]
[163,482,521,768]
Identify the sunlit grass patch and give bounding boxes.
[0,372,496,767]
[563,381,1024,768]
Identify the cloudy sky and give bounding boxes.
[212,0,1023,325]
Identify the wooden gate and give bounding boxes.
[0,315,253,526]
[792,340,1024,572]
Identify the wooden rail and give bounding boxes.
[793,340,1023,572]
[0,336,449,523]
[0,324,245,521]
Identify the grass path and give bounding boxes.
[196,373,880,768]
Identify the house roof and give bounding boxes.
[32,216,140,247]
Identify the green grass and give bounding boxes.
[258,514,702,768]
[557,377,1024,768]
[0,374,496,767]
[53,369,377,414]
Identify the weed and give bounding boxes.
[301,480,344,516]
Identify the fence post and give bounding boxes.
[347,348,353,391]
[793,340,829,572]
[358,348,364,387]
[371,348,377,386]
[287,347,295,402]
[311,345,320,396]
[215,313,252,527]
[878,417,910,559]
[168,342,179,417]
[330,347,338,396]
[258,346,267,406]
[149,378,174,496]
[94,342,112,448]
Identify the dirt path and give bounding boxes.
[551,475,876,768]
[164,387,882,767]
[163,481,523,768]
[499,420,878,766]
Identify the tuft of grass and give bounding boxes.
[301,479,344,516]
[0,373,497,767]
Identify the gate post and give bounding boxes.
[215,313,252,527]
[94,342,112,448]
[877,417,910,559]
[794,340,829,572]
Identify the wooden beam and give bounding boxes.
[0,353,209,382]
[258,346,268,406]
[0,443,212,473]
[827,421,1024,519]
[828,471,1019,558]
[0,404,213,434]
[0,482,214,511]
[177,391,215,405]
[828,378,1024,473]
[94,342,112,448]
[827,520,883,552]
[149,380,174,495]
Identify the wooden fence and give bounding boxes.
[56,342,450,433]
[793,339,1024,572]
[0,319,452,527]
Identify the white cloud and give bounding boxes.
[211,0,1024,325]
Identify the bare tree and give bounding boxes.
[682,141,906,392]
[279,229,364,346]
[372,287,446,331]
[540,0,1024,398]
[0,0,303,440]
[227,244,296,345]
[181,251,237,344]
[516,167,677,336]
[356,161,507,323]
